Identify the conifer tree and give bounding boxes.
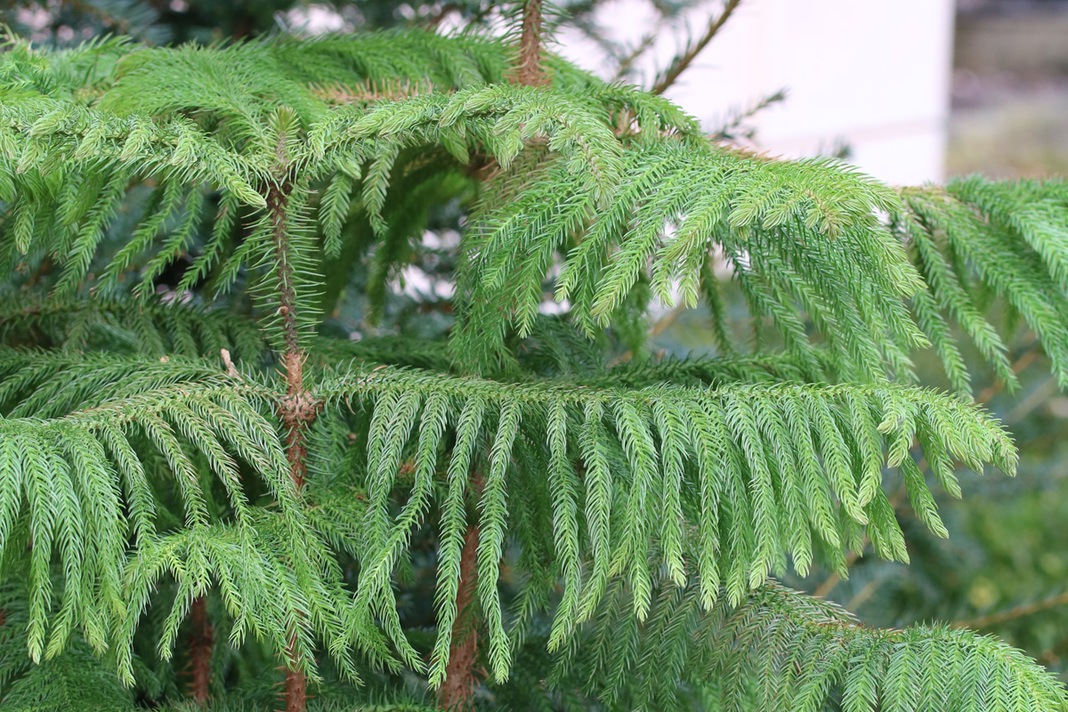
[2,2,1068,710]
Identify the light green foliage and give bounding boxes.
[0,8,1067,711]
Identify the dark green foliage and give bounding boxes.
[0,296,267,359]
[1,7,1067,711]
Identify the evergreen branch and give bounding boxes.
[0,34,131,101]
[708,582,1068,711]
[120,516,385,689]
[900,178,1068,393]
[531,577,1068,710]
[0,296,267,361]
[0,348,221,418]
[306,84,627,192]
[458,137,924,377]
[0,645,135,711]
[0,102,266,296]
[0,376,293,666]
[0,100,267,205]
[312,362,1016,676]
[2,26,1065,711]
[811,347,1038,600]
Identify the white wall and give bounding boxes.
[557,0,956,184]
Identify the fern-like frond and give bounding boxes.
[306,83,626,198]
[0,645,135,712]
[120,515,391,686]
[709,582,1068,711]
[0,373,291,664]
[0,34,132,102]
[0,349,223,417]
[456,137,928,378]
[311,362,1015,681]
[901,177,1068,393]
[0,101,266,299]
[542,578,1068,711]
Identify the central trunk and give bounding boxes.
[190,596,213,705]
[436,526,482,710]
[267,175,317,712]
[437,4,548,708]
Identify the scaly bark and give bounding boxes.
[516,0,549,87]
[189,596,213,705]
[267,153,317,712]
[437,526,482,711]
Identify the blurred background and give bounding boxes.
[5,0,1068,684]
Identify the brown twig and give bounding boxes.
[220,349,240,379]
[651,0,742,95]
[952,591,1068,630]
[611,18,664,83]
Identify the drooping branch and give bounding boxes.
[652,0,743,95]
[811,350,1040,600]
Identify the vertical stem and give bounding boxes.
[437,526,481,711]
[190,596,213,705]
[283,657,308,712]
[436,7,548,706]
[517,0,548,87]
[267,178,315,712]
